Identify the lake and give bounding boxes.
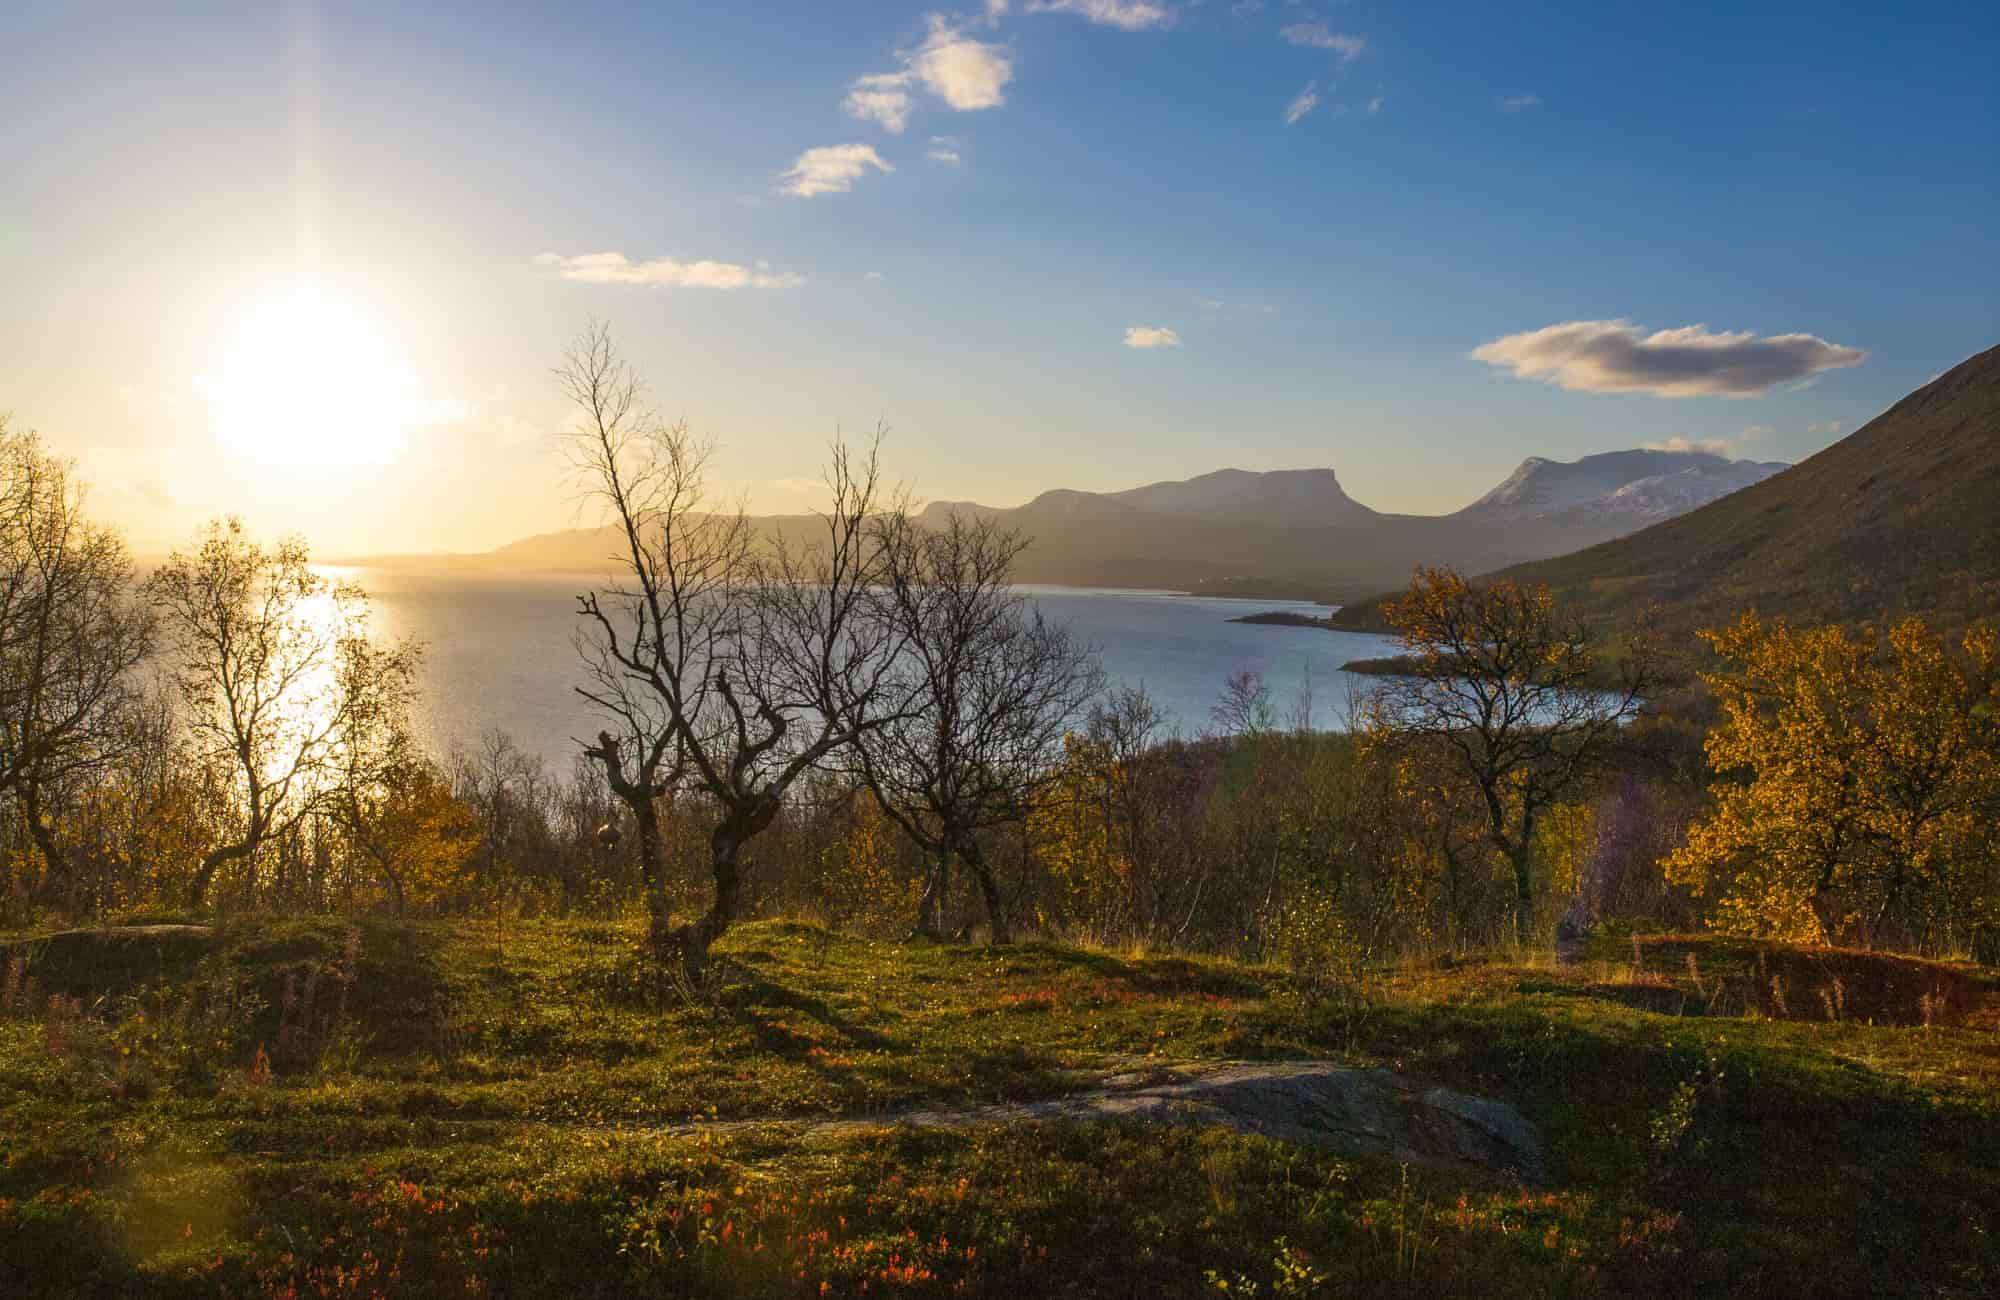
[332,570,1405,775]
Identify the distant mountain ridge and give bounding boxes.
[1461,450,1788,524]
[1329,345,2000,644]
[353,448,1789,601]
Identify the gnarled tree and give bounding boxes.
[854,511,1101,944]
[1366,566,1652,947]
[559,322,908,972]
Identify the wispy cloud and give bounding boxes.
[1284,83,1320,125]
[926,134,963,163]
[1807,418,1844,436]
[1124,325,1181,349]
[1027,0,1176,30]
[780,143,894,198]
[534,251,805,288]
[1367,94,1384,115]
[1280,22,1366,63]
[1472,321,1867,397]
[843,73,913,133]
[1497,94,1542,113]
[1194,296,1279,317]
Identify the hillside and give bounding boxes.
[3,916,1996,1296]
[358,451,1787,601]
[1331,345,2000,641]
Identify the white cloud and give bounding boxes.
[985,0,1011,19]
[911,17,1014,110]
[1284,83,1320,125]
[1471,320,1868,398]
[1367,94,1384,115]
[926,134,963,163]
[1280,22,1366,62]
[1644,436,1735,456]
[1124,326,1181,349]
[1027,0,1176,30]
[1497,94,1542,113]
[863,270,885,281]
[1230,0,1265,15]
[838,18,1011,140]
[1807,418,1844,436]
[780,143,895,198]
[843,73,914,133]
[535,251,804,287]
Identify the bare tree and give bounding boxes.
[1210,668,1274,738]
[0,421,154,898]
[148,518,390,906]
[854,511,1102,944]
[1365,566,1652,947]
[558,322,909,971]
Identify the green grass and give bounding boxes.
[2,917,1995,1296]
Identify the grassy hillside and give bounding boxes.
[2,917,1996,1296]
[1331,345,2000,646]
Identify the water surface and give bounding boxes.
[337,570,1403,774]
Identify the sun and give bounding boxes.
[202,281,420,470]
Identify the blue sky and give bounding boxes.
[2,0,1995,553]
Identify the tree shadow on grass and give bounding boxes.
[1515,978,1703,1019]
[990,944,1270,1002]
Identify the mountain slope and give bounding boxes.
[1333,345,2000,640]
[1459,451,1787,525]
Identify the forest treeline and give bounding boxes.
[2,326,1996,969]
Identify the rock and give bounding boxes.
[813,1059,1544,1182]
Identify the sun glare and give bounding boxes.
[202,281,419,470]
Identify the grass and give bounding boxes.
[2,916,1996,1296]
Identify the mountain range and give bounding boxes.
[372,450,1788,601]
[1330,345,2000,644]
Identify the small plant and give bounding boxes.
[1,954,24,1015]
[248,1044,272,1087]
[1648,1079,1700,1155]
[1769,974,1789,1018]
[43,993,82,1058]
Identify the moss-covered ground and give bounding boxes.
[1,917,1994,1296]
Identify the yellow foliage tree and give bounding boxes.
[1027,733,1127,937]
[1668,614,2000,948]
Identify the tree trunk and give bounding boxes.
[192,838,255,907]
[23,787,69,905]
[671,819,753,975]
[1511,849,1534,951]
[959,835,1010,946]
[911,845,950,941]
[630,795,670,954]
